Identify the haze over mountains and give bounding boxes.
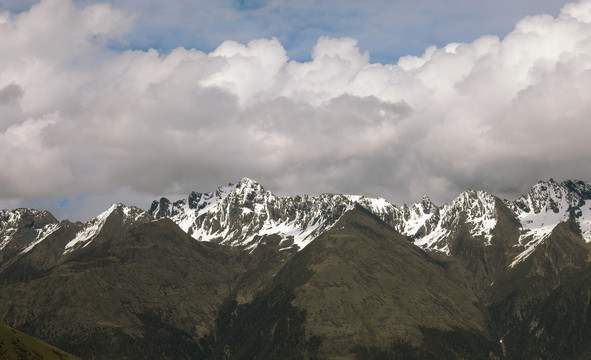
[2,178,591,359]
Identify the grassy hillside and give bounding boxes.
[3,205,591,358]
[0,321,79,360]
[211,206,500,359]
[0,219,237,359]
[487,219,591,335]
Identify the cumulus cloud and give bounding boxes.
[2,0,591,219]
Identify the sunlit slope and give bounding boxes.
[0,321,79,360]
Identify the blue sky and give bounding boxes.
[3,0,564,63]
[1,0,590,221]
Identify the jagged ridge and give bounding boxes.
[2,178,591,269]
[149,178,591,267]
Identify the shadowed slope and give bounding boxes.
[503,263,591,359]
[211,206,499,359]
[487,218,591,358]
[0,219,237,359]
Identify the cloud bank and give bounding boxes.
[2,0,591,219]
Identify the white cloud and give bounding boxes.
[203,37,288,105]
[2,0,591,219]
[561,0,591,22]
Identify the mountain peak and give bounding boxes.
[212,178,265,199]
[0,208,59,254]
[144,178,591,268]
[98,203,147,220]
[149,197,171,218]
[230,177,266,194]
[505,179,591,267]
[0,208,57,227]
[516,179,580,215]
[449,189,497,218]
[238,177,261,186]
[419,194,436,212]
[456,188,491,200]
[64,203,152,253]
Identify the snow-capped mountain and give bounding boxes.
[149,178,591,268]
[63,203,152,254]
[149,178,360,250]
[402,189,498,254]
[2,178,591,270]
[394,180,591,266]
[0,209,59,258]
[0,204,152,271]
[149,178,502,255]
[506,179,591,266]
[3,178,591,359]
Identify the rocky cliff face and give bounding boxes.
[150,178,361,250]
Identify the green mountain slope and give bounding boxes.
[0,219,237,359]
[3,199,591,359]
[0,321,79,360]
[488,219,591,328]
[211,206,500,359]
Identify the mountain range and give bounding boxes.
[2,178,591,359]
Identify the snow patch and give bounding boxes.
[578,201,591,242]
[509,181,575,266]
[64,204,118,253]
[0,233,15,251]
[21,223,60,254]
[402,202,435,237]
[150,179,591,263]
